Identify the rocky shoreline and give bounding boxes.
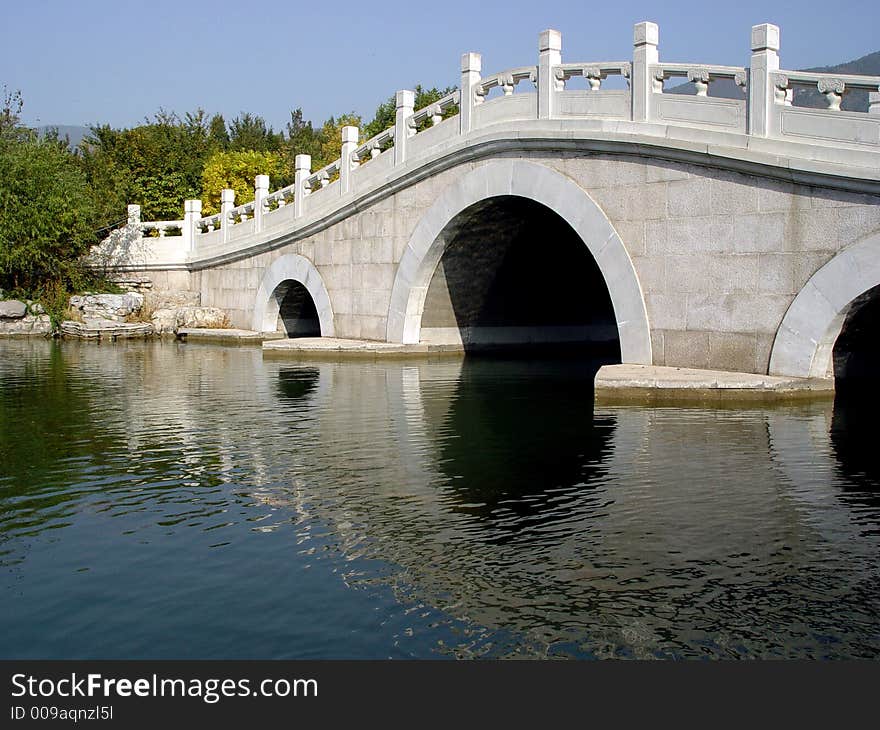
[0,291,231,341]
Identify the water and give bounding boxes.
[1,339,879,659]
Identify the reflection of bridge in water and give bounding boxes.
[3,339,879,656]
[105,20,880,384]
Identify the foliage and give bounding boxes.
[1,85,27,144]
[313,113,362,171]
[77,109,213,223]
[200,149,286,215]
[363,85,458,141]
[284,108,322,165]
[0,132,98,299]
[227,113,283,152]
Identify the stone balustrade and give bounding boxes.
[114,20,880,267]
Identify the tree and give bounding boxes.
[0,85,26,144]
[200,149,285,215]
[313,113,361,171]
[228,113,282,152]
[285,108,321,160]
[363,85,458,141]
[0,133,97,295]
[78,110,214,223]
[208,113,229,150]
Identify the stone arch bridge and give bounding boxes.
[111,21,880,380]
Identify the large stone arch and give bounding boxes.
[252,253,335,336]
[770,232,880,378]
[385,159,652,364]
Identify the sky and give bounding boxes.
[2,0,879,132]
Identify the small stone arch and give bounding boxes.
[385,159,652,364]
[770,231,880,378]
[252,253,335,336]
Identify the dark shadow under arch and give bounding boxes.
[420,196,621,358]
[272,280,321,337]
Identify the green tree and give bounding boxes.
[0,133,97,296]
[228,113,283,152]
[363,85,458,141]
[1,85,26,143]
[284,108,321,160]
[78,109,213,224]
[200,149,285,215]
[208,113,229,150]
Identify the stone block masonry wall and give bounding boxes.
[539,153,880,374]
[180,150,880,373]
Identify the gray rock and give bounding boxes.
[0,300,27,319]
[175,307,229,329]
[0,313,52,336]
[150,308,178,335]
[68,292,145,322]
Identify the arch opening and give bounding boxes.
[272,280,321,337]
[419,196,620,358]
[251,253,335,337]
[386,159,651,365]
[769,232,880,379]
[832,284,880,392]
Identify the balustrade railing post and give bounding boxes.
[538,29,562,119]
[294,154,311,219]
[254,174,269,232]
[632,21,659,122]
[460,52,481,134]
[127,204,141,226]
[340,126,359,194]
[869,91,880,115]
[394,90,415,166]
[748,23,781,137]
[182,199,201,254]
[220,188,235,243]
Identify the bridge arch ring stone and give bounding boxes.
[251,253,335,336]
[385,158,652,364]
[769,231,880,378]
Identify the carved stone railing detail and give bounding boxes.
[119,22,880,265]
[554,62,630,91]
[817,77,845,111]
[653,63,747,96]
[687,67,710,96]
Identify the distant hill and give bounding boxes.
[668,49,880,112]
[37,125,90,149]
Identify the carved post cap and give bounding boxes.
[634,21,659,47]
[539,29,562,53]
[341,125,359,144]
[295,154,311,171]
[220,189,235,204]
[461,52,481,73]
[254,174,269,191]
[184,199,202,214]
[396,89,415,108]
[751,23,780,52]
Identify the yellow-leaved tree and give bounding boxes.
[200,150,286,215]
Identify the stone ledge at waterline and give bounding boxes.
[594,364,834,403]
[0,299,53,337]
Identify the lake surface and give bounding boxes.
[1,339,879,659]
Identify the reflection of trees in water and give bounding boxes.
[430,357,615,542]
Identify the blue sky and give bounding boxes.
[2,0,878,131]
